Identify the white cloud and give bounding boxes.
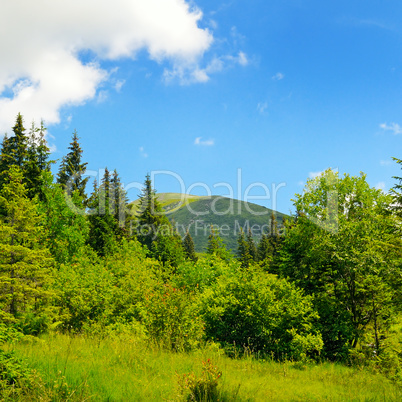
[380,159,392,166]
[97,90,109,104]
[114,80,125,92]
[237,51,249,66]
[194,137,214,146]
[257,102,268,114]
[272,72,285,81]
[164,51,248,84]
[376,182,386,191]
[139,146,148,158]
[0,0,213,133]
[379,122,402,135]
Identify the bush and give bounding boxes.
[174,255,238,292]
[140,284,204,351]
[200,267,323,360]
[177,359,222,401]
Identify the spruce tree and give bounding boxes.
[136,174,169,250]
[0,134,11,189]
[237,228,254,268]
[257,234,272,264]
[0,114,28,191]
[207,225,230,261]
[87,168,119,256]
[182,230,198,262]
[136,174,185,266]
[25,120,51,200]
[247,229,257,261]
[269,212,283,274]
[0,166,54,328]
[111,169,130,233]
[9,113,28,169]
[57,130,88,202]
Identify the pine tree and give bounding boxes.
[0,134,11,188]
[207,225,230,261]
[269,212,283,274]
[136,174,185,266]
[25,120,51,200]
[182,230,198,262]
[0,114,28,191]
[257,234,272,263]
[0,166,54,328]
[136,174,169,250]
[9,113,28,169]
[110,169,130,233]
[237,228,254,268]
[57,130,88,202]
[247,229,257,261]
[87,168,119,256]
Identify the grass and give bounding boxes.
[4,333,402,401]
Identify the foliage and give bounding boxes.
[237,228,254,268]
[174,254,238,292]
[200,266,323,360]
[280,169,402,359]
[39,171,90,264]
[0,166,55,333]
[57,129,88,203]
[24,121,52,200]
[54,240,158,332]
[183,230,198,262]
[140,283,204,351]
[0,115,52,200]
[177,359,222,401]
[136,174,186,266]
[206,226,231,262]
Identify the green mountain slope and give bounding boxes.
[132,193,288,253]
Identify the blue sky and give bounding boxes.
[1,0,402,213]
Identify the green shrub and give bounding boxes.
[200,267,323,360]
[174,255,238,292]
[140,284,204,351]
[177,359,222,401]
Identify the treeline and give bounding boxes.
[1,114,402,390]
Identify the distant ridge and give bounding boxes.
[131,193,288,253]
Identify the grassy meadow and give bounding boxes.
[4,333,401,401]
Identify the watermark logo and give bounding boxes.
[63,168,339,237]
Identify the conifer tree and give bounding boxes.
[257,234,272,264]
[0,114,28,191]
[87,168,119,256]
[57,130,88,202]
[136,174,185,266]
[247,229,257,261]
[111,169,130,233]
[136,174,169,250]
[207,225,230,261]
[0,166,54,328]
[182,230,198,262]
[269,212,283,274]
[9,113,28,169]
[25,121,51,200]
[0,134,11,188]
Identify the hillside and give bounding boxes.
[132,193,288,253]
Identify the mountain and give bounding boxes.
[131,193,288,253]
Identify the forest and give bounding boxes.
[0,113,402,400]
